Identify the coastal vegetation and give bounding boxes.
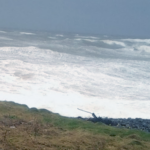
[0,101,150,150]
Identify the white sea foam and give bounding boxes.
[136,45,150,53]
[56,34,64,37]
[102,40,126,47]
[0,44,150,118]
[0,31,6,33]
[83,39,98,42]
[0,37,13,40]
[0,31,150,118]
[75,35,99,39]
[122,38,150,44]
[48,37,57,39]
[75,38,82,41]
[20,32,35,35]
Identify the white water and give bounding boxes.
[0,30,150,118]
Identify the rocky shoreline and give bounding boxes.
[78,116,150,133]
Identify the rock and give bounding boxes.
[10,126,16,129]
[126,124,130,128]
[80,116,150,133]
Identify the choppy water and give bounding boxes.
[0,29,150,118]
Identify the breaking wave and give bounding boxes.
[0,29,150,118]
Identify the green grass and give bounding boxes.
[0,100,150,150]
[41,111,150,140]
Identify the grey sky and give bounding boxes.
[0,0,150,37]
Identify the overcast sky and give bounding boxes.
[0,0,150,37]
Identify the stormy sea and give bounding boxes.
[0,29,150,118]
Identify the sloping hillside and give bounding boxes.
[0,101,150,150]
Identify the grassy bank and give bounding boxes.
[0,101,150,150]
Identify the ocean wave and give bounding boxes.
[122,38,150,44]
[56,34,64,37]
[135,45,150,53]
[83,39,98,42]
[102,40,126,47]
[0,30,150,118]
[0,36,13,40]
[75,35,99,39]
[0,31,6,33]
[20,32,35,35]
